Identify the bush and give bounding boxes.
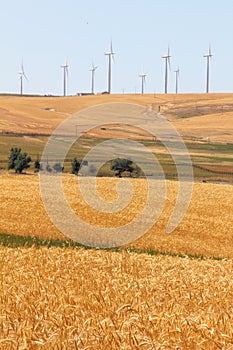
[46,164,52,172]
[53,162,64,173]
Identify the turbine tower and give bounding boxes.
[19,60,28,95]
[61,61,69,96]
[139,72,147,94]
[90,63,98,94]
[105,40,115,94]
[162,47,171,94]
[174,67,179,94]
[204,45,212,93]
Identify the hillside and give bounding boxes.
[0,93,233,143]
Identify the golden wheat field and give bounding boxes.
[1,173,233,349]
[0,174,233,258]
[1,246,233,350]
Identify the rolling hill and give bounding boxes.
[0,93,232,143]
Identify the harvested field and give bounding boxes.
[1,246,233,349]
[0,93,233,143]
[0,174,233,258]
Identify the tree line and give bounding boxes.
[7,147,139,177]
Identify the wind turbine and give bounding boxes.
[174,67,179,94]
[139,72,147,94]
[19,60,28,95]
[162,47,171,94]
[204,45,212,93]
[105,40,115,94]
[90,62,98,94]
[61,61,69,96]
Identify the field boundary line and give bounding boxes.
[0,232,224,261]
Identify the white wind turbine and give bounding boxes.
[162,46,171,94]
[204,45,213,93]
[90,62,98,94]
[61,61,69,96]
[105,40,115,93]
[19,60,28,95]
[174,67,180,94]
[139,72,147,94]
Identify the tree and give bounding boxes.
[34,159,42,172]
[8,147,31,174]
[71,157,81,175]
[110,158,135,177]
[8,147,21,171]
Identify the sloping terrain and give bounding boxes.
[0,93,232,143]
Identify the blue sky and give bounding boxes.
[0,0,232,95]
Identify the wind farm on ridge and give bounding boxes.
[16,40,213,97]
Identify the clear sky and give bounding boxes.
[0,0,232,95]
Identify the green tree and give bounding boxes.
[8,147,21,171]
[34,159,42,172]
[71,157,81,175]
[110,158,135,177]
[8,147,31,174]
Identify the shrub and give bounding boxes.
[53,162,64,173]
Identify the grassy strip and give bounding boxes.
[0,232,83,249]
[0,232,223,261]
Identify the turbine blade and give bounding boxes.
[21,58,24,73]
[209,44,212,56]
[65,60,69,78]
[23,72,28,81]
[168,57,171,71]
[110,40,115,62]
[110,39,113,54]
[22,61,28,81]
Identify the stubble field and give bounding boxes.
[0,93,233,142]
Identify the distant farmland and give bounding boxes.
[0,93,233,183]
